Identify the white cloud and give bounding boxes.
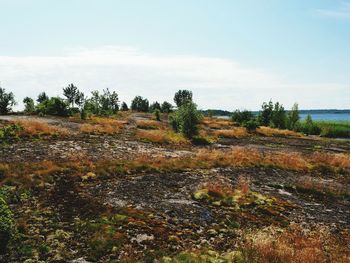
[315,2,350,19]
[0,46,348,110]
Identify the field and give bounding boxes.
[300,120,350,138]
[0,114,349,262]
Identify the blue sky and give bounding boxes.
[0,0,349,110]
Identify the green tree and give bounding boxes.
[161,101,173,113]
[149,101,161,112]
[270,102,286,129]
[63,83,78,108]
[121,102,129,111]
[154,109,161,121]
[23,97,35,113]
[0,87,16,115]
[174,90,193,107]
[100,88,119,115]
[131,96,149,112]
[231,110,254,124]
[37,92,49,103]
[286,103,300,130]
[258,100,274,126]
[170,102,202,138]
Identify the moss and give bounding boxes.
[0,196,15,254]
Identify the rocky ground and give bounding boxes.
[0,114,349,262]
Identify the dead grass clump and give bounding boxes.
[201,117,234,129]
[311,152,350,171]
[236,175,250,195]
[213,127,248,138]
[15,120,68,137]
[80,117,125,135]
[136,120,164,130]
[240,225,350,263]
[136,129,189,145]
[257,126,303,137]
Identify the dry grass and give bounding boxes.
[80,117,125,135]
[213,127,249,138]
[136,120,164,130]
[15,120,68,137]
[135,129,189,145]
[257,126,303,137]
[201,117,234,129]
[239,225,350,263]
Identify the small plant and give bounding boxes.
[154,109,161,121]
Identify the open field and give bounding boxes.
[0,114,349,262]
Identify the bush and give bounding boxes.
[231,110,254,124]
[300,115,321,135]
[0,88,16,115]
[161,101,173,113]
[258,100,274,126]
[121,102,129,111]
[170,102,202,139]
[154,109,161,121]
[149,101,161,112]
[36,97,70,117]
[0,124,22,141]
[286,103,300,130]
[243,119,259,131]
[270,102,286,129]
[0,195,15,254]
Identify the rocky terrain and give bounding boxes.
[0,113,349,262]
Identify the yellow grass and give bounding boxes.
[257,126,303,137]
[136,120,164,130]
[80,117,125,135]
[213,127,248,138]
[15,120,68,137]
[201,117,234,129]
[136,129,189,145]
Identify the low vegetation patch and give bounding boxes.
[256,126,303,137]
[136,120,164,130]
[80,117,125,135]
[136,129,189,145]
[201,117,234,129]
[213,127,248,138]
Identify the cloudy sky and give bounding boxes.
[1,0,349,110]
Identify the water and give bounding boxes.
[299,113,350,122]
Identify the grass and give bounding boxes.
[213,127,248,138]
[136,129,189,145]
[80,117,125,135]
[16,120,69,137]
[314,121,350,138]
[257,126,303,137]
[201,117,235,129]
[136,120,165,130]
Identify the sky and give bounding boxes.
[0,0,349,110]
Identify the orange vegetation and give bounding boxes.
[135,129,189,145]
[15,120,68,137]
[80,117,125,135]
[256,126,303,137]
[201,117,234,129]
[213,127,248,138]
[136,120,165,130]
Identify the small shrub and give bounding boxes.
[0,196,15,254]
[154,109,161,121]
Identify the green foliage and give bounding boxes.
[37,92,49,104]
[258,100,274,126]
[84,89,119,116]
[63,83,79,108]
[121,102,129,111]
[0,194,15,253]
[23,97,35,113]
[286,103,300,130]
[270,102,286,129]
[161,101,173,113]
[299,115,321,135]
[242,119,259,131]
[150,101,161,112]
[36,97,70,117]
[170,102,202,139]
[298,118,350,138]
[231,110,254,124]
[0,123,22,141]
[154,109,161,121]
[0,87,16,115]
[131,96,149,112]
[174,90,193,108]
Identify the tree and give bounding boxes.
[75,91,85,109]
[161,101,173,113]
[63,84,78,108]
[258,100,274,126]
[36,97,69,117]
[0,87,16,115]
[23,97,35,113]
[174,90,193,107]
[231,110,254,124]
[131,96,149,112]
[170,102,202,139]
[286,103,300,131]
[270,102,286,129]
[37,92,49,104]
[149,101,161,112]
[100,88,119,115]
[121,102,129,111]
